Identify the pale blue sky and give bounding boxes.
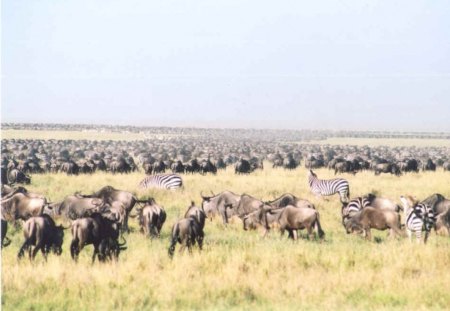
[2,0,450,130]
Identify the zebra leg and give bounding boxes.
[415,230,422,244]
[406,229,412,242]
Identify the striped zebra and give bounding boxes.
[400,196,436,243]
[341,196,371,222]
[308,170,350,203]
[139,174,183,190]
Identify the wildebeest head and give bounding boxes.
[344,218,363,235]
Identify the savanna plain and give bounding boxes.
[1,134,450,311]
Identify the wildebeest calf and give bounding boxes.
[17,214,65,260]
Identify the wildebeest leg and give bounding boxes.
[92,244,99,264]
[365,228,372,241]
[70,240,79,261]
[41,247,48,262]
[186,238,193,254]
[423,230,430,244]
[32,241,44,261]
[17,241,29,259]
[307,225,314,240]
[197,231,204,251]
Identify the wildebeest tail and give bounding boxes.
[70,223,80,260]
[168,223,179,258]
[314,211,325,239]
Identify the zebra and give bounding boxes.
[139,174,183,190]
[400,195,436,243]
[341,196,370,223]
[308,170,350,203]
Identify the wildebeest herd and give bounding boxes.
[2,168,449,263]
[1,131,449,186]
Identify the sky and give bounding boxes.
[2,0,450,131]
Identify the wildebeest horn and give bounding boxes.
[200,191,210,200]
[118,235,127,249]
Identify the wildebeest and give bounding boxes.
[421,193,450,215]
[201,191,241,224]
[365,194,402,212]
[435,209,450,235]
[17,214,66,260]
[200,159,217,175]
[70,212,126,263]
[373,163,401,176]
[7,168,31,184]
[135,198,166,238]
[184,201,206,231]
[277,205,325,240]
[344,207,402,241]
[421,159,436,171]
[266,193,315,209]
[1,191,48,222]
[78,186,142,232]
[168,216,204,258]
[231,194,267,219]
[50,195,104,221]
[234,158,252,174]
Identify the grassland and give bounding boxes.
[2,166,450,311]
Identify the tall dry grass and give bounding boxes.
[2,166,450,310]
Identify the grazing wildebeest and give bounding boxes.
[50,195,104,221]
[135,198,166,238]
[277,205,325,240]
[184,201,206,231]
[374,163,401,176]
[79,186,142,232]
[344,207,402,241]
[200,191,241,224]
[231,194,266,219]
[168,216,204,258]
[70,212,126,263]
[7,168,31,184]
[17,214,66,261]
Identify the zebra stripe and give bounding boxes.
[308,170,350,203]
[342,196,370,219]
[139,174,183,190]
[405,203,436,243]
